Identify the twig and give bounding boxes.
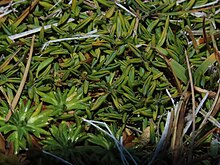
[68,0,72,5]
[216,8,220,14]
[0,0,10,5]
[5,35,35,122]
[211,81,220,117]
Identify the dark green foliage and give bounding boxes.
[0,0,219,164]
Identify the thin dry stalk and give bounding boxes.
[185,50,196,163]
[211,93,220,117]
[202,16,212,54]
[199,109,220,128]
[5,35,35,121]
[8,18,75,41]
[199,83,220,128]
[185,26,199,54]
[194,127,217,148]
[183,92,209,135]
[171,86,190,164]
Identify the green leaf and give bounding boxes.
[58,12,70,25]
[36,90,58,105]
[105,5,115,18]
[39,1,53,9]
[169,59,188,84]
[36,57,54,78]
[87,134,110,149]
[27,125,50,136]
[66,99,90,110]
[7,131,19,154]
[104,51,117,66]
[155,46,168,55]
[91,93,109,111]
[157,16,169,46]
[194,53,216,85]
[0,125,17,134]
[147,19,159,33]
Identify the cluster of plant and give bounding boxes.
[0,0,220,164]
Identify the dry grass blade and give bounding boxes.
[158,4,220,16]
[195,127,217,148]
[185,26,199,54]
[171,86,190,164]
[193,0,220,9]
[9,18,75,41]
[199,83,220,129]
[183,92,210,135]
[0,48,20,73]
[211,28,220,63]
[211,81,220,116]
[202,16,211,54]
[199,109,220,128]
[115,2,136,17]
[0,0,10,6]
[0,0,219,163]
[13,0,39,27]
[194,86,216,98]
[185,49,196,163]
[41,33,100,51]
[5,35,35,122]
[133,11,139,36]
[158,51,182,93]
